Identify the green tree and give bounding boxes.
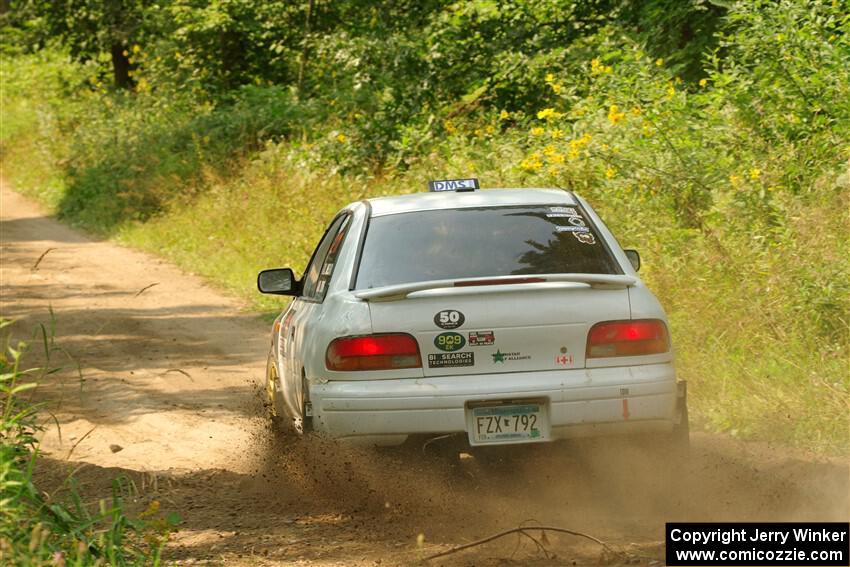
[20,0,153,88]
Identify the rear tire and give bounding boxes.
[266,354,292,436]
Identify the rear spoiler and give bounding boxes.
[353,274,636,302]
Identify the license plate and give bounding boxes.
[468,402,549,445]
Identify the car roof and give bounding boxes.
[366,188,578,217]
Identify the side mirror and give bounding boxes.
[257,268,300,296]
[624,249,641,272]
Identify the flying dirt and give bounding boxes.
[1,183,847,566]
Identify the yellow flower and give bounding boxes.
[604,66,613,74]
[630,106,642,116]
[545,73,555,83]
[132,44,141,54]
[443,120,457,134]
[605,166,616,179]
[666,82,676,100]
[729,174,741,186]
[749,168,761,180]
[590,58,602,74]
[568,133,592,159]
[550,128,563,139]
[520,154,543,171]
[608,104,626,124]
[547,166,560,176]
[699,78,708,87]
[536,108,563,120]
[549,153,565,164]
[543,144,556,156]
[336,133,348,143]
[122,49,129,57]
[551,83,562,94]
[601,143,609,151]
[655,58,664,66]
[485,125,495,134]
[531,127,546,136]
[500,110,510,120]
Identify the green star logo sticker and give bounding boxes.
[491,349,506,363]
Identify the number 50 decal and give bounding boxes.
[434,309,465,330]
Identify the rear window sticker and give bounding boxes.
[428,352,474,368]
[549,206,579,216]
[573,232,596,245]
[316,280,326,293]
[555,226,590,233]
[322,263,334,275]
[568,216,586,227]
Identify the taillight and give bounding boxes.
[586,319,670,358]
[326,334,422,371]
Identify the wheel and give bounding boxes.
[293,373,313,434]
[266,353,290,434]
[644,382,690,466]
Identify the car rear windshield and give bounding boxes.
[354,205,621,289]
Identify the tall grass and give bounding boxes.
[0,319,180,565]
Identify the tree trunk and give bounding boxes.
[297,0,315,93]
[110,43,132,89]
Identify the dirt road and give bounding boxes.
[2,183,848,566]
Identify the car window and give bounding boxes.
[355,205,620,289]
[302,214,351,300]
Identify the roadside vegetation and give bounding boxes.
[0,319,180,564]
[1,0,847,454]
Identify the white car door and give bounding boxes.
[283,213,353,418]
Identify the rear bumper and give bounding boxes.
[310,363,677,445]
[309,363,678,446]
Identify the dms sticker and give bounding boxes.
[428,352,474,368]
[434,309,465,329]
[434,332,466,352]
[468,330,495,346]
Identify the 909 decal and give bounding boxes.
[434,332,465,352]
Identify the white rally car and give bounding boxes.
[258,179,688,451]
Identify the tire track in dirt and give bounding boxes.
[2,182,847,566]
